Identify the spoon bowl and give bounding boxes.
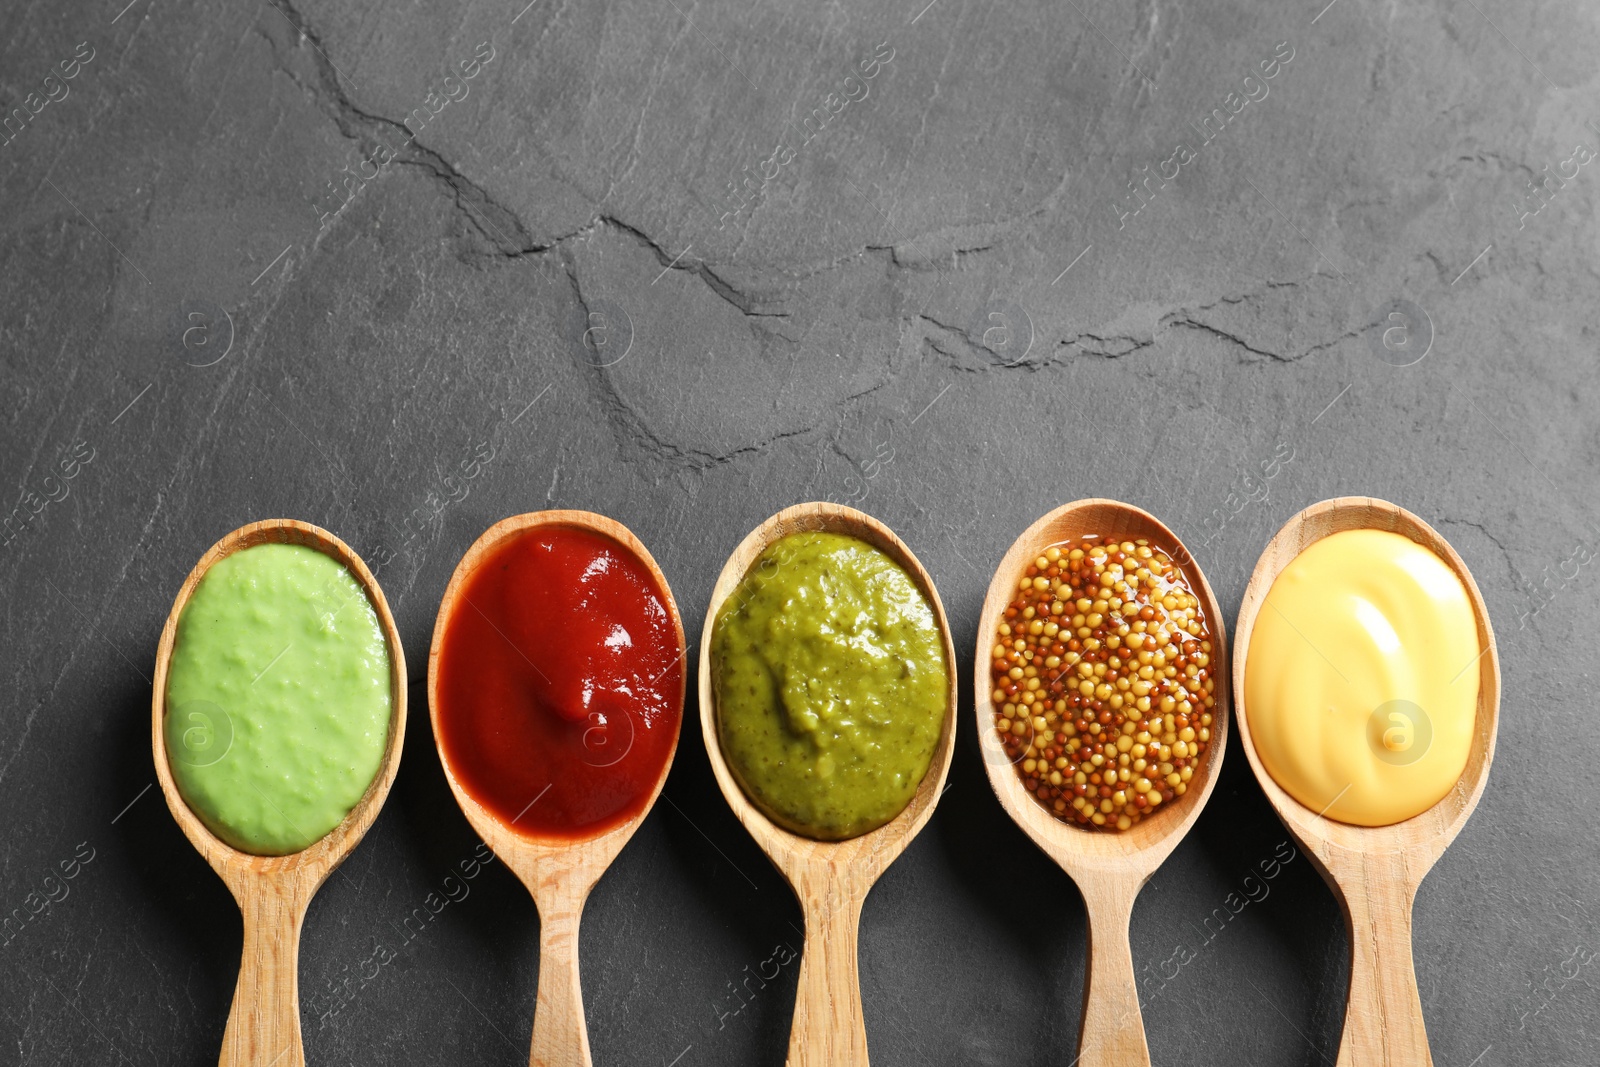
[428,510,686,1067]
[698,502,959,1067]
[152,519,407,1067]
[1232,497,1500,1067]
[974,499,1230,1067]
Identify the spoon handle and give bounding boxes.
[220,882,307,1067]
[529,893,593,1067]
[1336,860,1432,1067]
[1076,879,1151,1067]
[787,870,868,1067]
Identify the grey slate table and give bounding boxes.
[2,0,1595,1063]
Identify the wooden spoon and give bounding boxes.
[427,510,686,1067]
[697,502,958,1067]
[974,499,1230,1067]
[1232,497,1500,1067]
[151,519,407,1067]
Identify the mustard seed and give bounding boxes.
[991,535,1214,832]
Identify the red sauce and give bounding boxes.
[435,525,683,840]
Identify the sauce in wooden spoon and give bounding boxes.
[429,510,685,1067]
[975,499,1229,1067]
[699,502,958,1067]
[1233,497,1500,1067]
[152,519,407,1067]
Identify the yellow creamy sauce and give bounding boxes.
[1244,529,1479,826]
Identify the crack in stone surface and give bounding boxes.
[599,217,791,321]
[918,275,1368,368]
[261,0,539,253]
[1160,317,1296,362]
[1061,331,1156,359]
[261,1,811,346]
[558,245,863,472]
[1436,516,1523,587]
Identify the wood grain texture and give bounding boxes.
[1231,497,1501,1067]
[151,519,408,1067]
[973,499,1231,1067]
[697,502,959,1067]
[426,510,686,1067]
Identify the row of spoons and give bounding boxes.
[149,496,1499,1067]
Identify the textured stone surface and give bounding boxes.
[1,0,1596,1063]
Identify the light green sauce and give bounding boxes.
[712,531,947,841]
[165,543,392,856]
